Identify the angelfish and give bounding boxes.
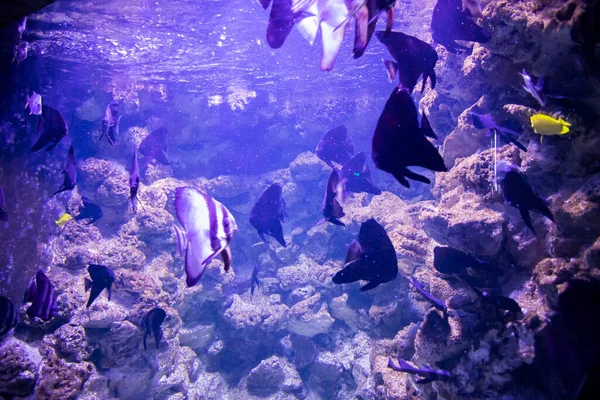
[319,168,345,226]
[53,144,77,196]
[142,307,166,350]
[25,270,58,321]
[100,101,120,146]
[24,91,42,115]
[85,264,115,308]
[0,296,18,337]
[129,147,142,213]
[249,184,287,247]
[32,105,68,152]
[174,187,238,287]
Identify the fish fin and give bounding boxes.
[320,18,346,71]
[518,206,536,235]
[332,198,345,218]
[84,278,92,292]
[221,246,233,272]
[107,284,113,301]
[560,125,570,134]
[174,225,187,257]
[316,218,326,226]
[269,220,287,247]
[295,4,319,45]
[184,239,210,287]
[155,149,170,165]
[329,217,345,226]
[155,328,161,349]
[531,197,555,223]
[333,1,367,32]
[344,239,362,264]
[382,59,398,82]
[536,77,544,91]
[360,279,381,291]
[86,285,103,308]
[352,4,369,58]
[420,113,437,139]
[385,6,394,35]
[143,332,148,351]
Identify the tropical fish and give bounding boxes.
[249,184,287,247]
[85,264,115,308]
[100,101,120,147]
[471,287,522,314]
[372,87,447,188]
[53,145,77,196]
[519,69,545,107]
[25,270,58,321]
[0,295,18,337]
[332,218,398,291]
[339,152,381,196]
[319,168,345,226]
[497,161,555,235]
[261,0,315,49]
[129,147,141,213]
[431,0,490,53]
[174,187,238,287]
[251,264,261,299]
[388,357,451,384]
[433,246,489,274]
[470,112,527,152]
[24,91,42,115]
[55,213,73,227]
[142,307,166,350]
[140,127,169,165]
[74,196,103,225]
[376,31,438,93]
[13,41,27,64]
[316,125,354,168]
[530,114,571,142]
[0,187,7,221]
[409,276,447,315]
[31,105,68,152]
[17,17,27,38]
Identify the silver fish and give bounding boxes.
[519,69,545,107]
[25,91,42,115]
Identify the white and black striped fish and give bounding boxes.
[174,187,238,287]
[0,295,18,337]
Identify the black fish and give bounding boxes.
[339,152,382,196]
[372,87,447,188]
[0,295,18,337]
[376,31,438,93]
[316,125,354,168]
[74,196,103,225]
[431,0,490,53]
[0,186,7,221]
[129,147,141,213]
[263,0,313,49]
[100,101,120,147]
[142,307,166,350]
[570,0,600,71]
[319,168,345,226]
[472,287,522,314]
[53,144,77,196]
[409,276,447,314]
[470,112,527,152]
[140,127,169,165]
[332,218,398,291]
[251,264,261,299]
[499,162,554,235]
[25,270,58,321]
[249,184,287,247]
[85,264,115,308]
[388,357,451,384]
[346,0,396,59]
[0,0,56,29]
[433,246,489,274]
[32,105,68,152]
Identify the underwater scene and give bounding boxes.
[0,0,600,399]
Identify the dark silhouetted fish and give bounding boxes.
[251,264,261,299]
[472,287,522,314]
[431,0,490,53]
[339,152,381,196]
[571,1,600,72]
[433,246,490,274]
[388,357,451,384]
[376,31,438,93]
[316,125,354,168]
[470,112,527,152]
[31,105,68,152]
[129,147,141,213]
[174,187,238,287]
[0,0,57,29]
[74,196,103,225]
[409,276,447,315]
[142,307,166,350]
[100,101,120,147]
[497,161,555,235]
[372,87,447,188]
[333,218,397,291]
[0,295,18,337]
[53,144,77,196]
[0,187,7,221]
[25,270,58,321]
[319,168,345,226]
[262,0,314,49]
[140,127,169,165]
[250,184,287,247]
[85,264,115,308]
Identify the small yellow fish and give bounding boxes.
[55,213,73,227]
[530,114,571,143]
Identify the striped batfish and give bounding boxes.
[174,187,238,287]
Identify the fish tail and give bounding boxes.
[560,125,570,135]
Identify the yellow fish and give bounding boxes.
[55,213,73,227]
[530,114,571,143]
